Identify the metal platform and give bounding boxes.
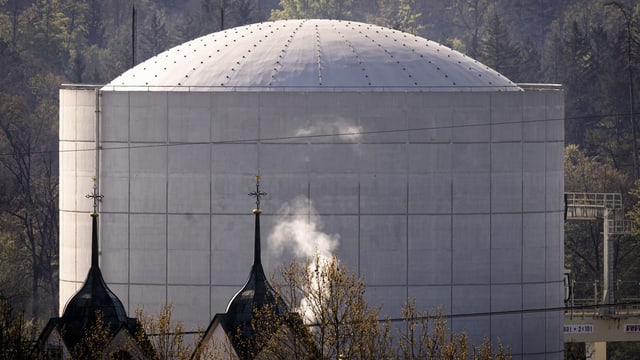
[565,192,623,220]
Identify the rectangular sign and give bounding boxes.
[625,324,640,333]
[564,324,594,334]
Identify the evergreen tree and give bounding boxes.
[478,13,521,80]
[370,0,424,35]
[139,7,170,60]
[449,0,491,58]
[518,38,542,82]
[270,0,359,20]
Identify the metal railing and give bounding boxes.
[566,280,640,317]
[565,192,623,220]
[607,218,634,234]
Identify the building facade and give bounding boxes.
[59,19,564,359]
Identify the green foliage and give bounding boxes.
[279,255,390,359]
[447,0,492,58]
[270,0,360,20]
[71,311,113,359]
[135,304,196,360]
[629,180,640,236]
[367,0,424,35]
[607,342,640,360]
[564,342,585,360]
[0,298,38,360]
[565,145,640,306]
[254,255,511,359]
[477,13,521,80]
[564,144,630,194]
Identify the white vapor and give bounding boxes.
[267,196,340,326]
[268,196,339,259]
[294,118,362,143]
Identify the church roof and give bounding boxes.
[37,185,151,357]
[199,179,288,359]
[57,214,139,350]
[104,19,521,92]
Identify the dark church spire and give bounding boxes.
[221,176,286,358]
[36,179,152,357]
[248,175,267,267]
[85,177,103,269]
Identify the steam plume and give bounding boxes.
[294,118,362,143]
[268,196,339,259]
[267,196,339,325]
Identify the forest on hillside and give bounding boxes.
[1,0,640,349]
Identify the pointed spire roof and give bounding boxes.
[221,176,286,357]
[194,177,320,359]
[41,180,142,353]
[58,213,133,350]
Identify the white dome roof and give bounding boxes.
[104,19,521,92]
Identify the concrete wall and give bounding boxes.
[59,87,564,359]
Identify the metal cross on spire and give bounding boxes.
[248,175,267,210]
[85,177,104,215]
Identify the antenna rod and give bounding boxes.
[220,4,224,31]
[132,4,136,67]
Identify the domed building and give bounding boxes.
[59,19,564,359]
